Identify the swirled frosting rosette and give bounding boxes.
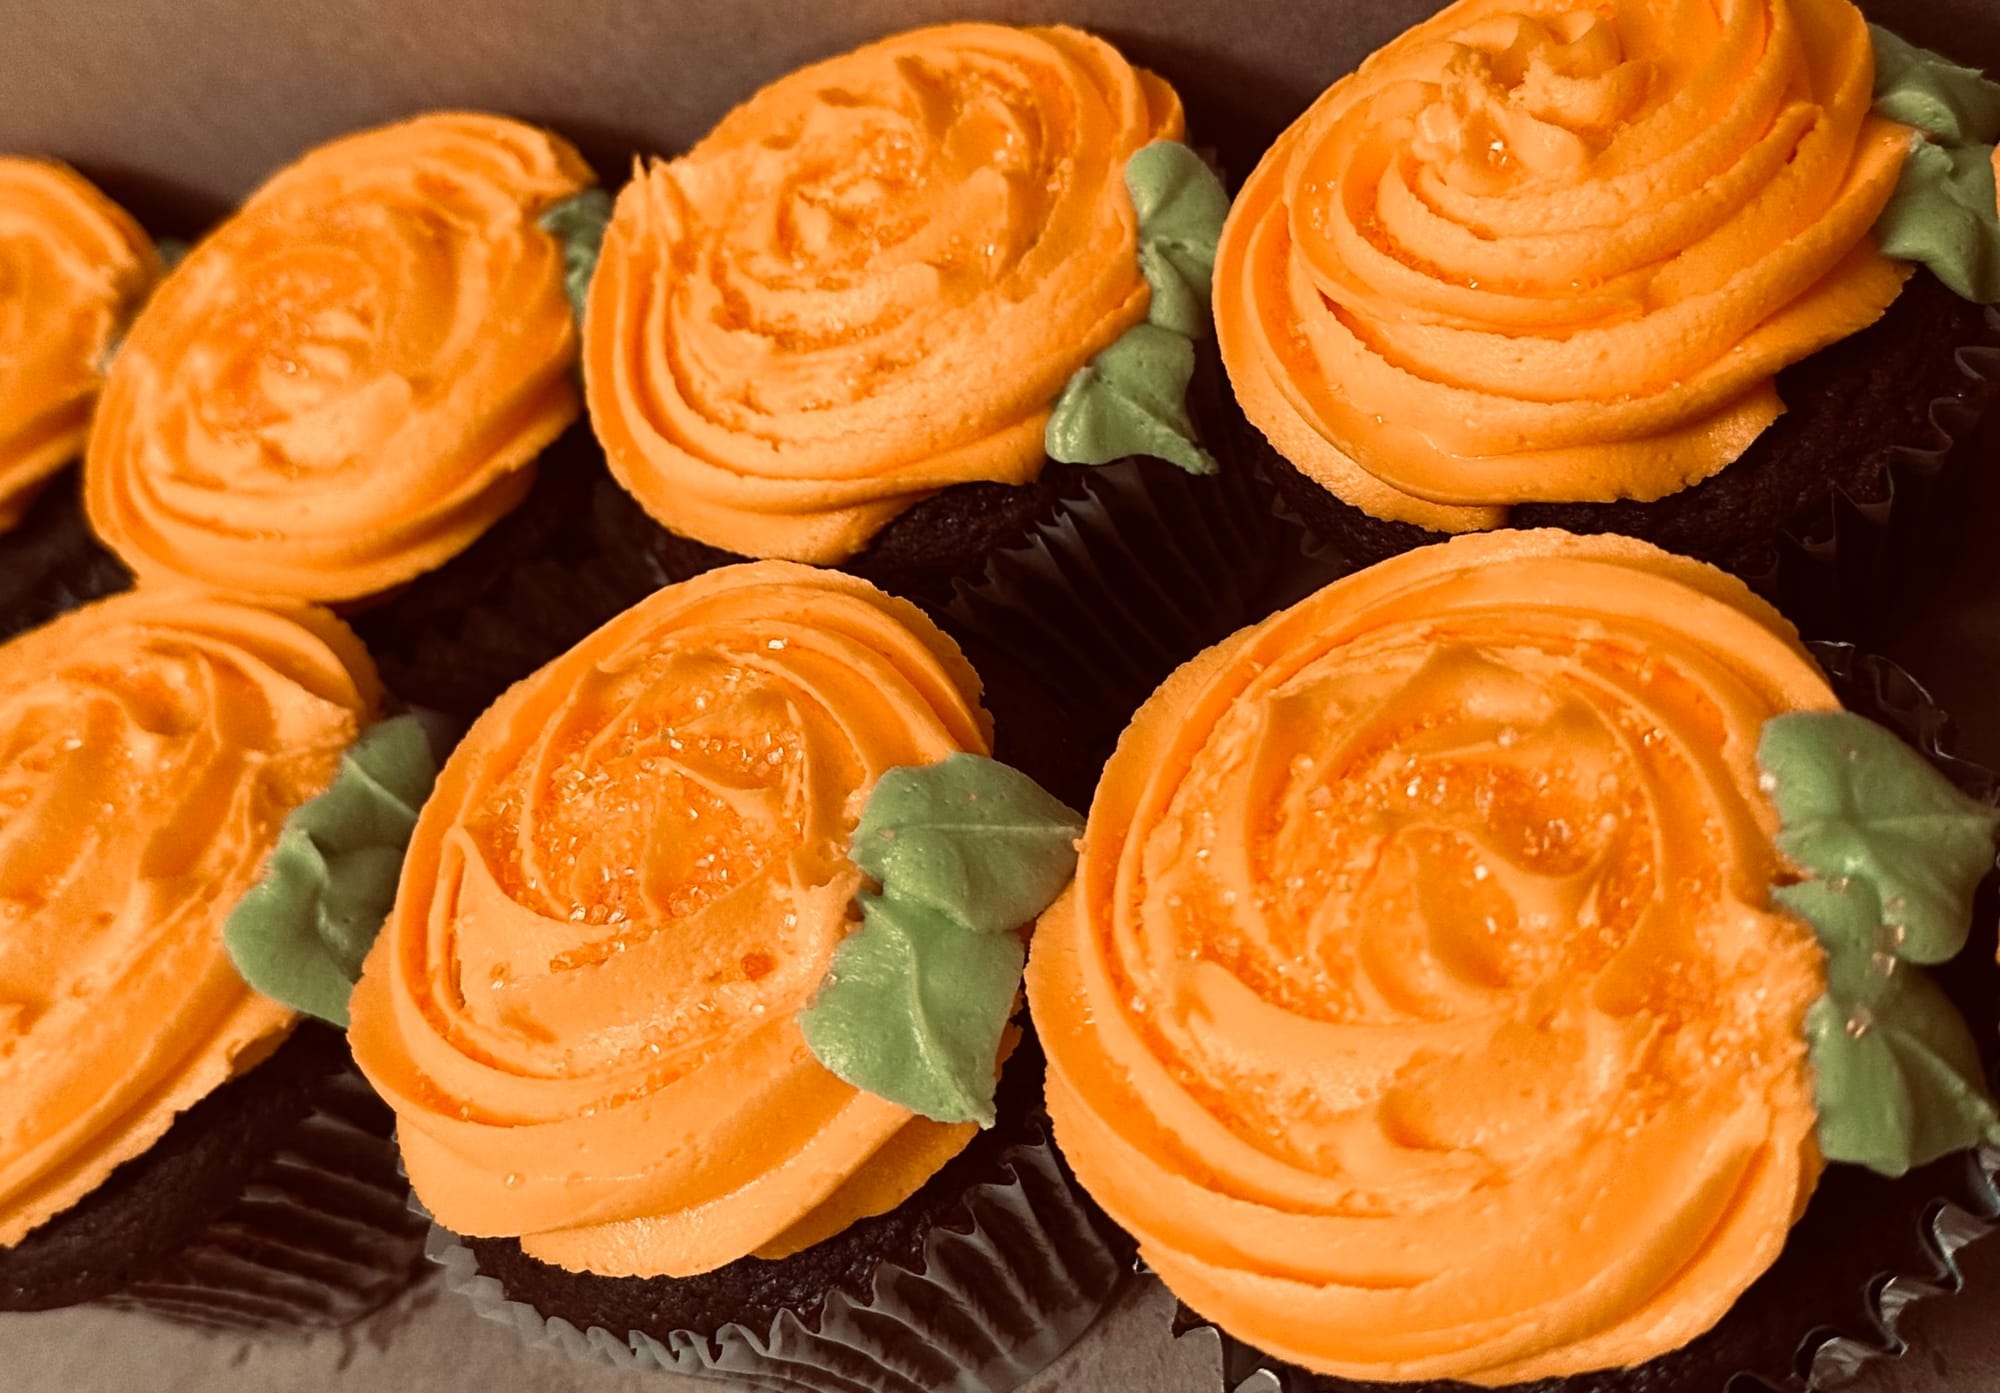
[350,562,1016,1277]
[85,113,594,601]
[583,24,1189,564]
[1031,530,1872,1384]
[1214,0,1919,530]
[0,590,380,1246]
[0,160,159,532]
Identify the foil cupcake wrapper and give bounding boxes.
[1169,643,2000,1393]
[95,1056,433,1334]
[424,1120,1131,1393]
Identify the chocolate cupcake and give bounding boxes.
[81,111,601,605]
[0,158,158,534]
[349,562,1127,1391]
[0,159,154,637]
[1214,1,2000,631]
[1026,529,2000,1388]
[580,23,1234,602]
[0,590,438,1330]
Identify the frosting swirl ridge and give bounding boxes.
[0,160,158,530]
[1028,530,1841,1383]
[0,590,380,1245]
[584,23,1183,563]
[350,562,996,1277]
[86,113,592,600]
[1214,0,1915,530]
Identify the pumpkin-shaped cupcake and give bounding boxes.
[582,23,1234,595]
[1215,0,2000,598]
[351,561,1123,1392]
[1029,529,2000,1387]
[84,112,599,602]
[0,590,438,1328]
[0,159,157,531]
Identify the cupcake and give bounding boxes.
[349,562,1128,1391]
[1214,1,2000,620]
[0,589,437,1329]
[0,158,158,532]
[0,160,157,639]
[82,112,602,604]
[581,23,1235,600]
[1027,529,2000,1387]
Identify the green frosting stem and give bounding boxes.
[224,716,439,1028]
[1758,710,2000,1177]
[798,753,1083,1126]
[1046,141,1230,477]
[1869,26,2000,304]
[539,187,613,322]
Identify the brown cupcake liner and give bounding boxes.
[423,1116,1131,1393]
[347,424,667,722]
[1770,316,2000,642]
[1248,305,2000,644]
[0,1024,432,1335]
[942,451,1285,811]
[1169,642,2000,1393]
[96,1064,434,1334]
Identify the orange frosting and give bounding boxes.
[85,113,592,601]
[0,590,380,1245]
[1028,530,1843,1384]
[584,24,1183,564]
[350,562,998,1277]
[0,160,158,532]
[1214,0,1916,532]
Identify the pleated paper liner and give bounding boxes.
[1769,311,2000,644]
[1173,643,2000,1393]
[1245,291,2000,646]
[420,1038,1134,1393]
[0,1022,432,1334]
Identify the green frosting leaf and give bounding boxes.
[851,753,1086,934]
[1869,28,2000,304]
[1775,877,1899,1005]
[1047,323,1217,476]
[1759,711,2000,962]
[224,716,439,1027]
[799,894,1026,1128]
[1760,711,2000,1178]
[1046,141,1227,477]
[798,753,1082,1125]
[1871,25,2000,146]
[1876,139,2000,304]
[539,187,613,322]
[1802,951,2000,1176]
[1126,140,1231,340]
